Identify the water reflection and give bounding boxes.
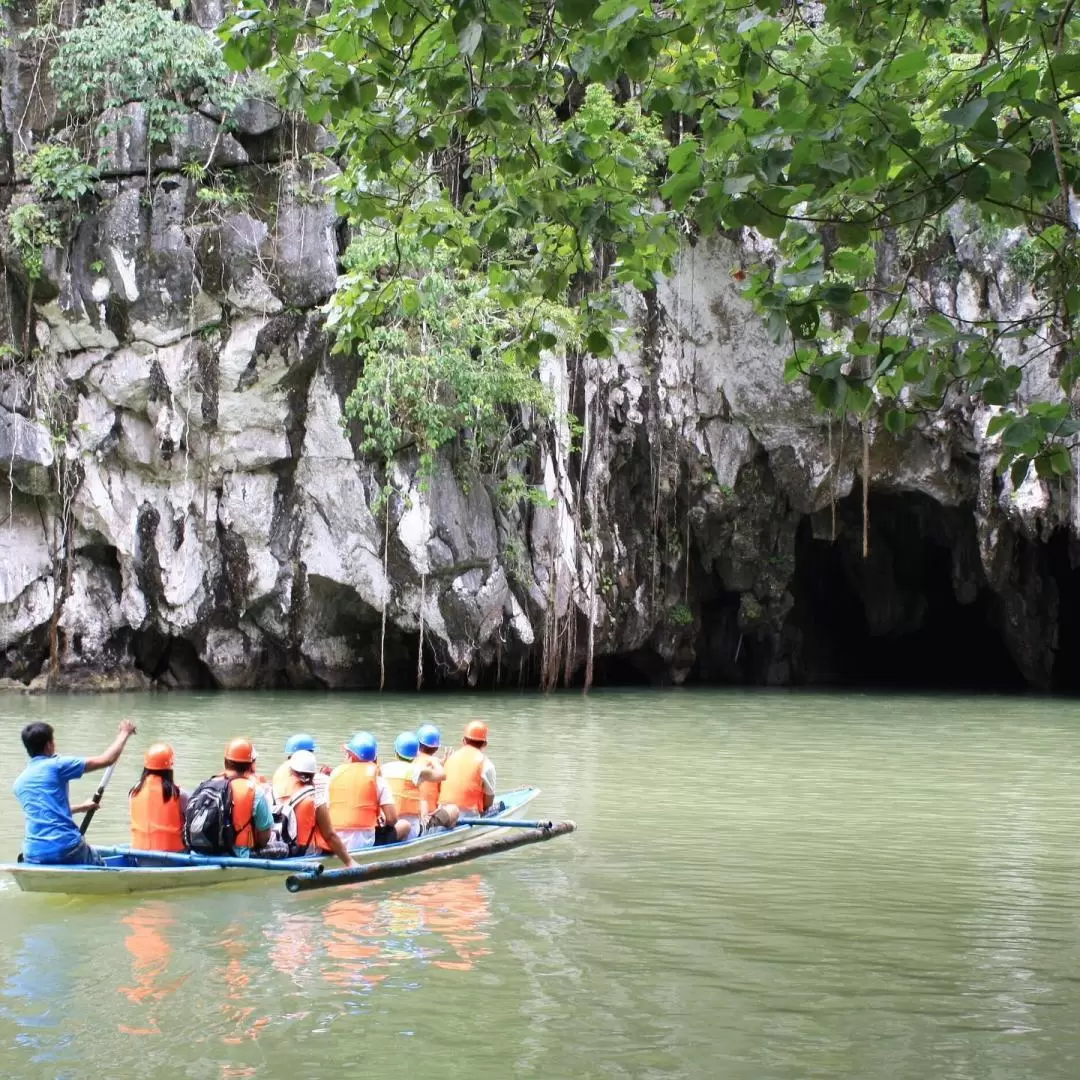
[117,901,189,1034]
[261,873,495,995]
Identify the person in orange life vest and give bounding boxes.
[381,732,457,840]
[327,732,409,848]
[128,742,187,853]
[439,720,496,815]
[277,750,356,867]
[272,734,318,803]
[414,724,461,827]
[219,738,274,855]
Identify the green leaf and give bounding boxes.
[885,50,927,83]
[924,312,955,337]
[1010,457,1030,488]
[604,4,638,29]
[985,414,1012,437]
[787,302,820,340]
[963,165,991,201]
[459,21,483,57]
[941,98,988,129]
[586,328,612,356]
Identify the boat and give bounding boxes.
[0,787,539,897]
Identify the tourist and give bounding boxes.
[14,718,137,866]
[327,732,409,848]
[277,749,355,867]
[128,742,186,853]
[391,726,459,836]
[185,738,274,857]
[273,733,317,802]
[440,720,496,815]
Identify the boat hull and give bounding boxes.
[0,787,539,896]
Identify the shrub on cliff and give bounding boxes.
[52,0,242,145]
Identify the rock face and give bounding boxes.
[0,6,1076,692]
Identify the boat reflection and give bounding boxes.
[117,901,188,1035]
[263,872,495,990]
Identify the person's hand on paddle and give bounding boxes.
[71,798,102,814]
[118,718,137,739]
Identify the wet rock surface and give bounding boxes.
[0,13,1074,691]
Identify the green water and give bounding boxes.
[2,690,1080,1079]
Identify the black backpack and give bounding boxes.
[183,776,237,855]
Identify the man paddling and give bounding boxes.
[14,718,137,866]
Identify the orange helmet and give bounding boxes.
[144,742,175,770]
[224,737,255,764]
[464,720,489,743]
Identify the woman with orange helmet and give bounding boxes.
[128,742,186,852]
[439,721,496,816]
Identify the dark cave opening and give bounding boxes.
[1048,529,1080,691]
[788,492,1026,691]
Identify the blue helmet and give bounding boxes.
[344,731,377,763]
[394,732,419,761]
[284,733,317,755]
[416,723,441,750]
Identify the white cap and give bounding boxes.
[289,749,318,775]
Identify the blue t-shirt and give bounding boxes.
[14,755,87,862]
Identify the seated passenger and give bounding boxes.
[278,750,355,867]
[128,742,187,853]
[273,734,317,802]
[185,738,274,857]
[328,732,409,849]
[439,721,496,816]
[415,724,459,831]
[382,729,457,839]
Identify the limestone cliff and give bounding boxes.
[0,2,1075,692]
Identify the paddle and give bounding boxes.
[458,817,555,829]
[79,763,116,836]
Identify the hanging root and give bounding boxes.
[862,420,870,559]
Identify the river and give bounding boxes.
[1,689,1080,1079]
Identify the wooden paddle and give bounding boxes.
[79,763,116,836]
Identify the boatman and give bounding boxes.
[14,718,137,866]
[327,732,409,848]
[439,720,496,816]
[273,734,318,802]
[277,749,356,867]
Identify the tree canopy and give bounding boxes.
[221,0,1080,488]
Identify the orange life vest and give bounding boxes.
[272,762,304,803]
[224,773,257,848]
[382,759,422,817]
[414,749,441,814]
[328,761,379,831]
[282,785,327,853]
[129,775,184,852]
[440,745,486,814]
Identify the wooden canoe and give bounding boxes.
[0,787,539,897]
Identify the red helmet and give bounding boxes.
[144,742,174,770]
[224,737,255,764]
[464,720,489,743]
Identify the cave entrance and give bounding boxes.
[1048,529,1080,691]
[788,491,1026,690]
